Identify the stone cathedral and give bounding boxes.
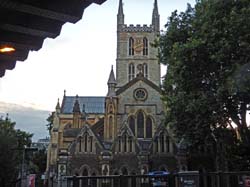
[46,0,181,178]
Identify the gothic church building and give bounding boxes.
[47,0,180,177]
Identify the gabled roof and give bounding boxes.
[61,96,105,114]
[116,75,162,95]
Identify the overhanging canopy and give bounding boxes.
[0,0,107,77]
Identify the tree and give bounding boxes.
[159,0,250,169]
[29,149,47,187]
[46,112,54,132]
[0,116,33,187]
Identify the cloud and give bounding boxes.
[0,101,50,141]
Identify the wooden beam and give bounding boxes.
[0,30,44,51]
[0,49,29,61]
[0,9,63,38]
[91,0,107,5]
[0,0,81,23]
[0,59,16,70]
[0,24,59,38]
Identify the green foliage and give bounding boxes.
[30,149,47,174]
[0,116,32,187]
[46,112,54,132]
[159,0,250,169]
[29,149,47,187]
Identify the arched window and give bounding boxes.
[109,116,113,139]
[146,117,152,138]
[160,133,164,152]
[109,104,113,113]
[129,37,134,56]
[90,136,93,152]
[128,116,135,135]
[124,135,127,152]
[143,37,148,55]
[166,137,170,152]
[143,63,148,78]
[137,111,144,138]
[79,136,82,152]
[84,133,88,152]
[82,168,88,186]
[155,139,158,153]
[129,138,133,152]
[121,167,128,175]
[118,138,121,152]
[128,63,135,81]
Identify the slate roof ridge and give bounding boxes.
[61,96,106,114]
[64,96,105,98]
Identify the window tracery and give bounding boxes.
[137,111,144,138]
[155,132,171,154]
[128,63,135,81]
[146,117,152,138]
[79,136,82,152]
[109,116,113,139]
[128,116,135,135]
[129,37,134,56]
[143,37,148,55]
[143,63,148,78]
[128,111,154,139]
[84,134,88,152]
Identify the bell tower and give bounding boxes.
[116,0,161,88]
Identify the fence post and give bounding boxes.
[119,175,123,187]
[72,175,78,187]
[217,171,222,187]
[168,173,174,187]
[131,175,136,187]
[51,177,53,187]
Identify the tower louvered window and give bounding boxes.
[143,63,148,78]
[128,63,135,81]
[143,37,148,55]
[129,37,134,56]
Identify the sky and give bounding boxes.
[0,0,196,113]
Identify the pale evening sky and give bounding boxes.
[0,0,196,112]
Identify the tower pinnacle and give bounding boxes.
[55,98,61,114]
[107,65,117,97]
[73,96,81,113]
[152,0,160,32]
[117,0,124,30]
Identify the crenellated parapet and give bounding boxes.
[120,24,154,33]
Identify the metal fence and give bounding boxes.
[52,171,250,187]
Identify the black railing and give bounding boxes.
[58,171,250,187]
